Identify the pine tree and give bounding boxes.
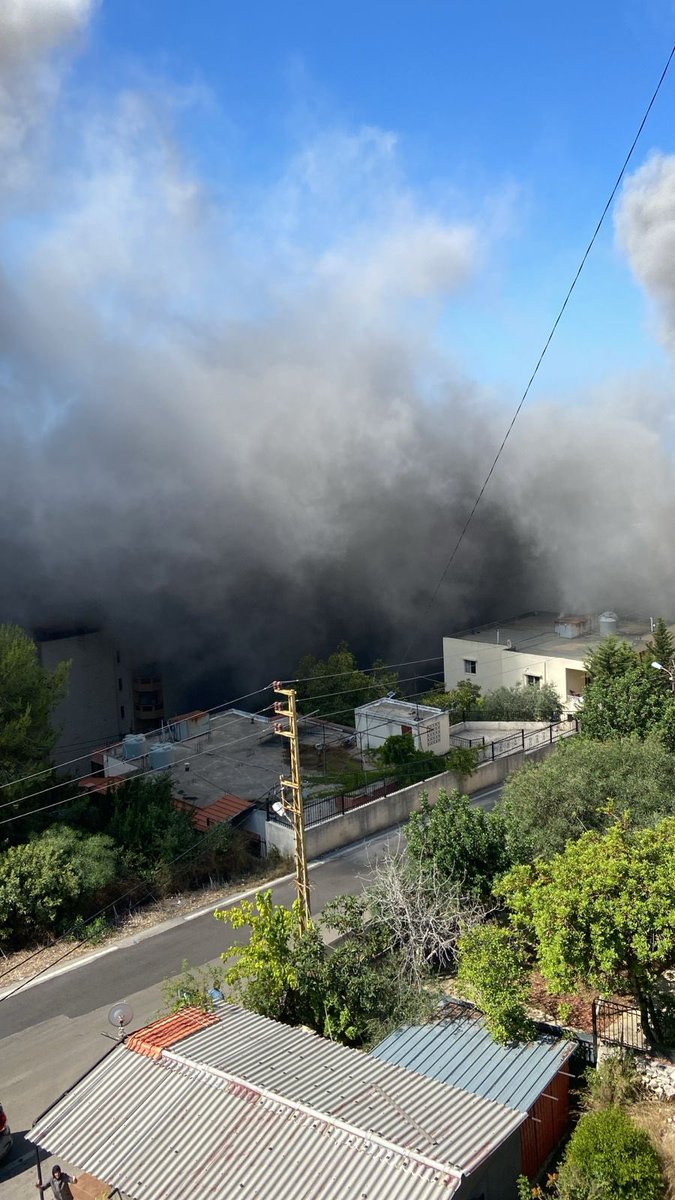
[647,617,675,669]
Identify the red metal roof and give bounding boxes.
[175,793,253,830]
[126,1009,218,1059]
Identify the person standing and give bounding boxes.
[36,1164,78,1199]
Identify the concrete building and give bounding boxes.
[443,610,668,718]
[355,697,451,755]
[35,628,135,773]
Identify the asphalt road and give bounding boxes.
[0,783,502,1195]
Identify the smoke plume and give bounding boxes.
[1,0,675,700]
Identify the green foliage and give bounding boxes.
[295,642,398,725]
[581,638,675,747]
[0,623,70,798]
[374,733,436,783]
[407,789,511,897]
[0,825,117,948]
[458,923,535,1043]
[424,680,483,719]
[162,958,227,1013]
[498,817,675,1049]
[107,773,199,879]
[499,736,675,862]
[445,745,480,776]
[214,889,429,1046]
[583,1052,643,1113]
[480,681,561,722]
[556,1106,664,1200]
[647,618,675,675]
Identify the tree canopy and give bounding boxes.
[498,735,675,862]
[556,1106,664,1200]
[647,617,675,673]
[295,642,398,725]
[0,624,69,795]
[407,788,510,897]
[497,817,675,1049]
[580,638,675,747]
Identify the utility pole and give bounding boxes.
[273,682,311,931]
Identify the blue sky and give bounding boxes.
[72,0,675,399]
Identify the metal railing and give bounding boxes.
[267,719,579,830]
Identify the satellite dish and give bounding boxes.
[108,1002,134,1030]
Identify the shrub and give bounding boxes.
[457,923,535,1043]
[583,1052,643,1112]
[557,1106,664,1200]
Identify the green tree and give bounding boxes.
[215,889,429,1046]
[647,617,675,674]
[374,733,435,782]
[0,624,70,796]
[407,789,511,897]
[425,680,483,720]
[106,774,198,879]
[556,1106,664,1200]
[295,642,398,725]
[0,826,117,948]
[480,682,561,722]
[457,923,535,1044]
[499,736,675,862]
[498,817,675,1050]
[580,638,675,747]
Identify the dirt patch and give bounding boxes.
[528,972,597,1032]
[0,859,292,990]
[628,1099,675,1199]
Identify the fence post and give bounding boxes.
[491,741,495,761]
[592,999,599,1063]
[340,792,345,816]
[384,774,388,797]
[550,723,553,743]
[521,729,525,750]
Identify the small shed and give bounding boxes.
[372,999,574,1184]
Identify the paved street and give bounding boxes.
[0,785,502,1198]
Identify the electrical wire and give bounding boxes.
[400,42,675,662]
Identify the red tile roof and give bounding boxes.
[126,1009,218,1059]
[175,793,254,830]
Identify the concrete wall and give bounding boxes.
[266,746,537,860]
[38,631,134,774]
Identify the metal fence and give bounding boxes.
[449,718,578,764]
[594,999,646,1053]
[267,718,579,830]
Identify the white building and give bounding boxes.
[355,697,451,755]
[36,628,135,773]
[443,611,665,718]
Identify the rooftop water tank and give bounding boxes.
[149,742,174,771]
[123,733,147,761]
[599,611,618,638]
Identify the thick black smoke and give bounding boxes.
[1,2,675,701]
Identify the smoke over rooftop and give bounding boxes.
[1,1,675,696]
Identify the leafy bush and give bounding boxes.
[481,682,561,722]
[0,826,117,948]
[407,789,510,897]
[458,923,535,1044]
[583,1052,643,1112]
[162,959,227,1013]
[556,1106,664,1200]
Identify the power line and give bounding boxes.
[401,43,675,661]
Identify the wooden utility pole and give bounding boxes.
[273,682,311,930]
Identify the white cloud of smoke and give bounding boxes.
[1,0,675,696]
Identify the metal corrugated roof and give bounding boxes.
[174,1002,523,1172]
[29,1004,525,1199]
[371,1002,574,1114]
[30,1044,462,1200]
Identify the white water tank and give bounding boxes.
[123,733,147,761]
[599,611,618,638]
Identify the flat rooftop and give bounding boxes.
[169,711,284,807]
[355,697,444,723]
[446,611,668,661]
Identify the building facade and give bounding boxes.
[355,697,451,755]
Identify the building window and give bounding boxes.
[427,722,441,746]
[464,659,477,674]
[116,650,121,664]
[118,677,123,692]
[120,705,125,720]
[525,674,541,686]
